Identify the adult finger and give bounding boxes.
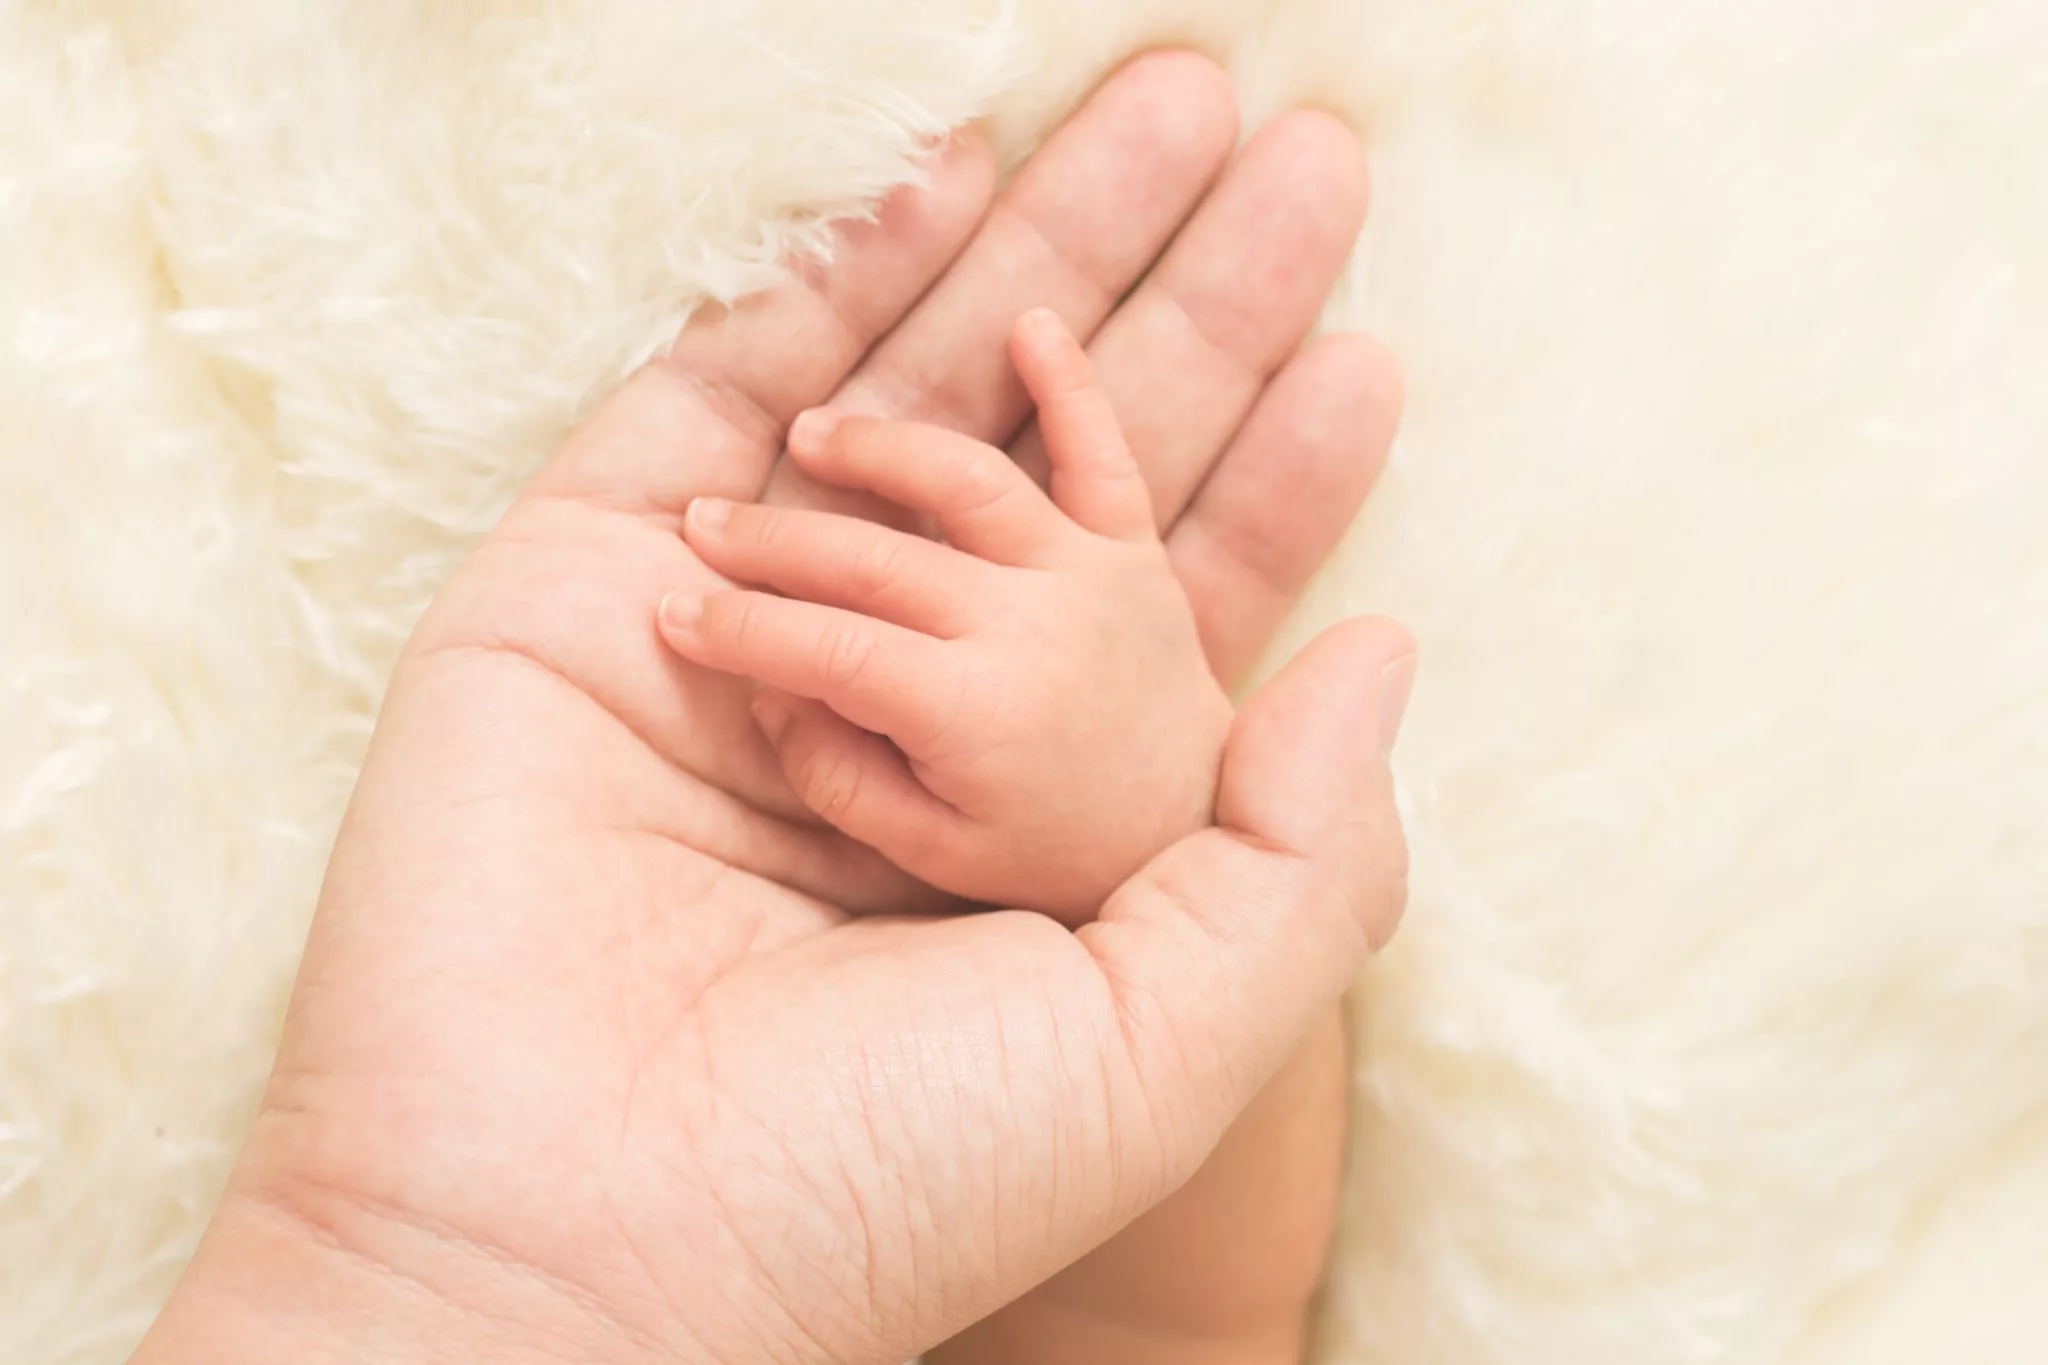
[1078,617,1415,1168]
[762,49,1240,512]
[1008,110,1373,524]
[526,129,997,521]
[1167,333,1404,686]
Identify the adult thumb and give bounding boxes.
[1079,616,1415,1175]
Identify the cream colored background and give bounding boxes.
[3,2,2043,1361]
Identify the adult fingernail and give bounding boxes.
[1378,653,1417,755]
[660,592,704,632]
[751,691,791,742]
[687,497,730,532]
[788,408,842,455]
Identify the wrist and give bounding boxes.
[928,1010,1345,1365]
[132,1179,692,1365]
[930,1301,1310,1365]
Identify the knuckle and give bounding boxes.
[944,452,1014,521]
[815,619,876,686]
[717,593,760,651]
[801,750,863,821]
[747,506,792,553]
[848,534,909,601]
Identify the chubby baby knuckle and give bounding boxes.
[746,506,793,553]
[703,592,754,648]
[945,453,1013,519]
[849,535,909,599]
[815,619,877,685]
[801,750,864,820]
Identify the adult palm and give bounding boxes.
[141,52,1410,1365]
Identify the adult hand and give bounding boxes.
[135,51,1411,1365]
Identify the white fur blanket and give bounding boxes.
[3,2,2042,1361]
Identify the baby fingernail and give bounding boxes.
[688,497,730,532]
[788,408,842,454]
[660,592,704,632]
[1377,653,1417,755]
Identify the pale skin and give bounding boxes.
[132,51,1412,1365]
[666,308,1234,922]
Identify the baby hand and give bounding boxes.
[659,309,1234,922]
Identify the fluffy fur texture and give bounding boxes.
[1,1,2042,1361]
